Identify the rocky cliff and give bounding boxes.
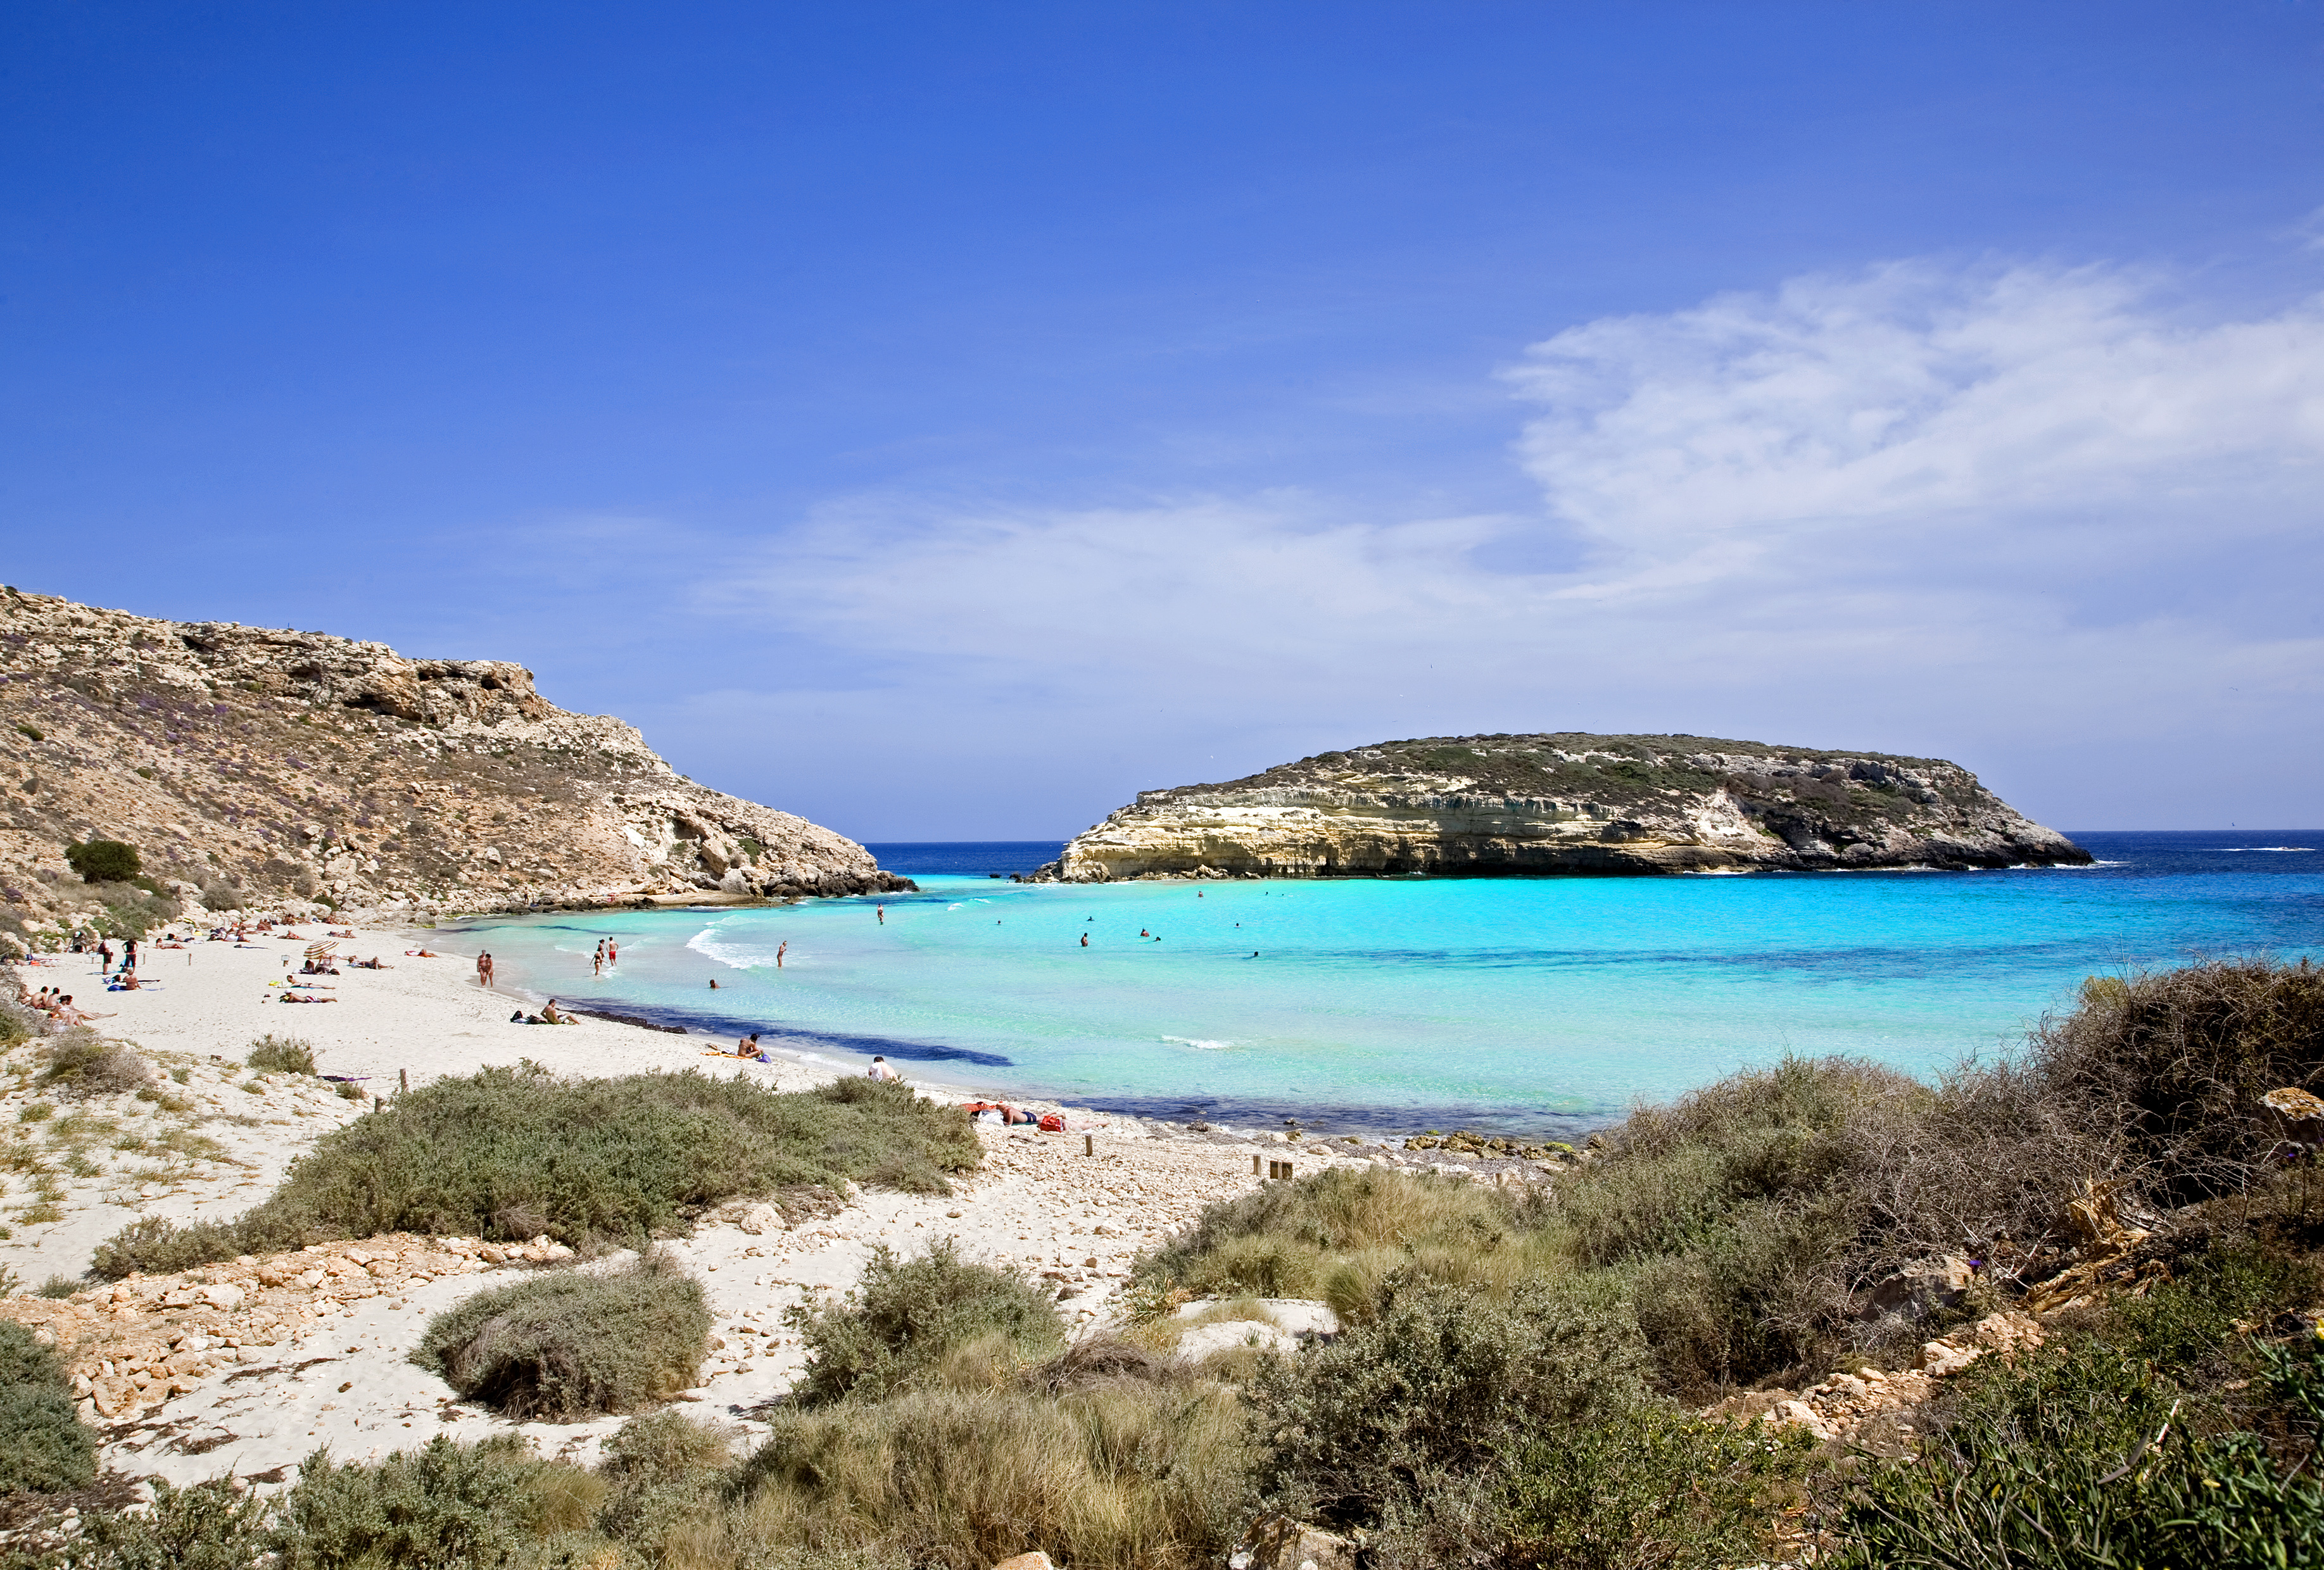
[0,587,909,941]
[1033,732,2088,881]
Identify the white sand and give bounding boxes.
[3,922,1367,1490]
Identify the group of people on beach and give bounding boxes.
[22,986,105,1024]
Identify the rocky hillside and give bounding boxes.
[0,587,909,943]
[1033,731,2088,881]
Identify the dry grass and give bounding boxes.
[716,1382,1253,1570]
[1138,1165,1565,1324]
[37,1029,148,1100]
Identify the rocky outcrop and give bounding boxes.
[0,587,909,939]
[1033,731,2088,881]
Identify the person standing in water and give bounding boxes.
[477,951,495,990]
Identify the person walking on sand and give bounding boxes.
[477,951,495,990]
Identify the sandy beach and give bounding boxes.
[1,922,1375,1489]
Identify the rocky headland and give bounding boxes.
[0,587,909,943]
[1033,731,2089,881]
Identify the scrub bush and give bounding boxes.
[246,1034,317,1075]
[415,1253,711,1419]
[0,1320,96,1497]
[788,1238,1064,1406]
[91,1064,980,1277]
[1500,1404,1814,1570]
[39,1029,148,1100]
[2030,958,2324,1205]
[1246,1273,1652,1564]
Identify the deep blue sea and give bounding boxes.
[443,832,2324,1138]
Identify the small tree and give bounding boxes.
[65,839,141,883]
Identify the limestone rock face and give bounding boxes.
[1034,732,2087,882]
[0,587,909,935]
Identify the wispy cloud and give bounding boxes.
[697,260,2324,833]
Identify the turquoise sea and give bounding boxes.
[444,831,2324,1138]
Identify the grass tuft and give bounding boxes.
[244,1034,317,1075]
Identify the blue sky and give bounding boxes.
[6,2,2321,839]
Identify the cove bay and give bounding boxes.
[447,830,2324,1139]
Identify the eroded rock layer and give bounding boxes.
[1034,732,2087,881]
[0,587,908,938]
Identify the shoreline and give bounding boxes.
[0,919,1443,1487]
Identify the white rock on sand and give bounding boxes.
[3,922,1363,1488]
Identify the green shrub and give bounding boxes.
[595,1409,732,1545]
[56,1476,273,1569]
[91,1063,981,1277]
[40,1029,148,1100]
[415,1253,711,1419]
[272,1438,610,1567]
[1501,1404,1814,1570]
[0,1320,96,1495]
[1247,1273,1651,1561]
[65,840,140,883]
[788,1237,1064,1406]
[92,881,177,938]
[2102,1236,2322,1373]
[1833,1334,2324,1569]
[246,1034,318,1075]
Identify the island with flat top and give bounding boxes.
[1031,731,2090,880]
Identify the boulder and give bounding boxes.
[2264,1086,2324,1153]
[1864,1254,1973,1317]
[1228,1513,1359,1570]
[1176,1321,1301,1362]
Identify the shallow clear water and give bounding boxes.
[446,832,2324,1137]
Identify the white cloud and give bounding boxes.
[708,260,2324,831]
